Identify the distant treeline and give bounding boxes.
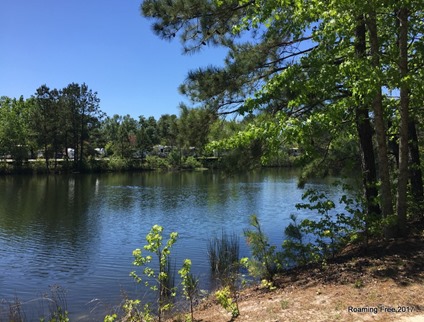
[1,83,304,174]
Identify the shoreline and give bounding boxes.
[174,234,424,322]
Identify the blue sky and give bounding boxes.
[0,0,227,119]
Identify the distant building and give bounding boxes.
[67,148,75,160]
[95,148,106,157]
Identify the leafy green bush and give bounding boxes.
[107,156,130,171]
[215,286,239,318]
[181,156,202,169]
[281,189,365,268]
[294,189,364,260]
[144,155,170,170]
[243,189,364,279]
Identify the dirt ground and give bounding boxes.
[172,233,424,322]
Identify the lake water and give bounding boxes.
[0,169,352,320]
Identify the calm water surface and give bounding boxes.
[0,169,352,320]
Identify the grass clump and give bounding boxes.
[207,231,240,280]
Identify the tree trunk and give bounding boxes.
[354,16,381,222]
[44,143,49,173]
[388,119,399,167]
[396,7,410,236]
[79,110,85,171]
[366,12,394,231]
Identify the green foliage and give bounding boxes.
[177,104,217,153]
[215,286,239,318]
[141,0,424,234]
[212,140,264,173]
[178,259,198,300]
[354,279,364,289]
[243,215,283,280]
[181,156,202,169]
[137,116,160,156]
[103,314,117,322]
[144,155,170,170]
[242,190,365,275]
[295,189,364,260]
[101,114,138,159]
[281,189,365,267]
[178,259,199,322]
[0,96,32,164]
[1,83,108,173]
[104,299,152,322]
[131,225,179,321]
[260,279,276,291]
[207,231,243,319]
[166,149,181,168]
[166,151,203,170]
[157,114,179,147]
[39,309,69,322]
[105,226,198,322]
[206,117,268,172]
[207,231,240,280]
[59,83,104,170]
[107,156,131,171]
[282,214,320,266]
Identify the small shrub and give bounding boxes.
[131,225,179,321]
[104,299,152,322]
[282,214,320,266]
[243,215,283,281]
[178,259,199,322]
[215,286,239,318]
[106,226,193,322]
[260,279,276,291]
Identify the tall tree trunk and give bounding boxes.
[79,105,86,171]
[53,126,58,171]
[44,143,49,173]
[388,119,399,167]
[366,12,394,230]
[396,7,410,236]
[354,16,381,223]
